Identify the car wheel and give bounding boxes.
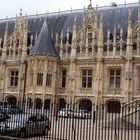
[43,127,49,135]
[18,129,26,138]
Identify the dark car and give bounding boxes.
[0,112,10,123]
[0,113,51,138]
[0,105,23,114]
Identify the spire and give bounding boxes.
[71,17,77,58]
[66,29,70,44]
[85,0,95,26]
[97,15,103,58]
[72,17,76,47]
[139,0,140,23]
[22,20,28,60]
[31,20,58,57]
[127,9,132,57]
[3,21,8,47]
[113,26,116,57]
[19,9,22,16]
[60,30,63,58]
[89,0,92,6]
[2,21,8,60]
[55,33,59,46]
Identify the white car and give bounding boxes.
[74,110,92,119]
[58,108,74,118]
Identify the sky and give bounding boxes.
[0,0,138,19]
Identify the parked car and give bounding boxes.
[58,108,74,118]
[0,113,51,138]
[0,105,23,114]
[0,112,10,123]
[74,110,92,119]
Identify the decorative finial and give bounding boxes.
[89,0,92,6]
[19,9,22,16]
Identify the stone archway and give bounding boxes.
[34,98,42,109]
[106,100,121,113]
[58,98,66,110]
[6,95,17,106]
[27,98,33,109]
[79,99,92,112]
[44,99,51,110]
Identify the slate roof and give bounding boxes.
[0,3,138,56]
[31,19,58,57]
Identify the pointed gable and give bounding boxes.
[31,20,58,57]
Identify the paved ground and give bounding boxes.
[1,117,140,140]
[25,117,140,140]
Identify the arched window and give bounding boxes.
[6,95,17,106]
[34,98,42,109]
[106,100,121,113]
[79,99,92,112]
[44,99,51,110]
[58,98,66,110]
[27,98,32,109]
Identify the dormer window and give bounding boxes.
[109,33,113,41]
[116,34,120,41]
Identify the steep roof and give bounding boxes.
[0,3,138,45]
[31,20,58,57]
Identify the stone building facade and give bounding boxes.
[0,1,140,112]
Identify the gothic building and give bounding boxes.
[0,1,140,112]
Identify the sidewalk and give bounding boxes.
[0,136,22,140]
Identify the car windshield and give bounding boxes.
[8,114,30,123]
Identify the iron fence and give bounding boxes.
[0,101,140,140]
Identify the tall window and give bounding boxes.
[109,69,121,88]
[46,73,52,87]
[82,70,92,88]
[88,33,92,52]
[62,70,66,88]
[10,70,19,87]
[88,33,92,44]
[37,73,43,86]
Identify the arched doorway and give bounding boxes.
[27,98,32,109]
[79,99,92,112]
[58,98,66,110]
[34,98,42,109]
[44,99,51,110]
[6,96,17,106]
[106,100,121,113]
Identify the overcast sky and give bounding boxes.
[0,0,138,19]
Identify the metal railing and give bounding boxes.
[0,101,140,140]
